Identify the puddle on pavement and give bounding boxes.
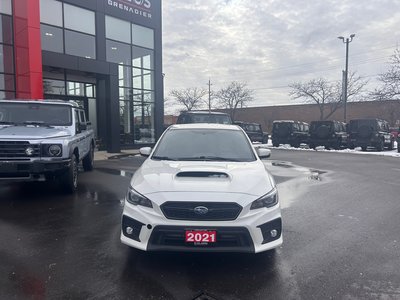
[96,168,134,178]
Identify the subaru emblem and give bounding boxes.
[193,206,209,215]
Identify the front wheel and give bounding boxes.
[376,139,384,152]
[60,154,78,193]
[387,140,394,150]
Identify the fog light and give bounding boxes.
[126,227,133,235]
[270,229,278,238]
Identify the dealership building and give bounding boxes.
[0,0,163,152]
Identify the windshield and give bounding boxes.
[310,121,333,131]
[273,122,293,131]
[152,128,256,162]
[349,119,377,131]
[0,102,72,126]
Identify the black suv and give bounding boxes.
[234,121,269,143]
[309,120,348,150]
[176,111,232,124]
[272,120,309,148]
[347,119,394,151]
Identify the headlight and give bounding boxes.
[250,188,278,210]
[126,188,153,208]
[42,144,62,157]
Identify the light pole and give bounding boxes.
[337,34,355,123]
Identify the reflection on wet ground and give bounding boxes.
[96,167,135,178]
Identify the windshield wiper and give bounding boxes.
[151,156,178,161]
[0,121,17,125]
[23,121,53,127]
[179,156,241,162]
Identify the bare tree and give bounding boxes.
[289,73,368,120]
[216,81,254,121]
[169,87,207,111]
[371,48,400,101]
[289,78,338,120]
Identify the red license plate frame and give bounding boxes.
[185,230,217,245]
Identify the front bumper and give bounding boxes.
[121,202,282,253]
[0,159,71,181]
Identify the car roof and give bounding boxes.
[273,120,295,123]
[0,99,80,107]
[234,121,260,125]
[179,111,230,116]
[169,123,241,130]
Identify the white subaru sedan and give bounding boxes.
[121,124,282,253]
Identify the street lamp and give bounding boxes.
[337,34,355,123]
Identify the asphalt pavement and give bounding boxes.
[0,149,399,300]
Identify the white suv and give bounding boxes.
[121,124,282,253]
[0,99,95,193]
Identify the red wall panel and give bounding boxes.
[13,0,43,99]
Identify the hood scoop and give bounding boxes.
[176,171,229,179]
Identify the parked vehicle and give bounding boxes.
[0,99,95,193]
[271,120,309,147]
[234,121,269,143]
[347,118,394,151]
[397,127,400,153]
[176,111,232,124]
[121,123,282,253]
[309,120,348,150]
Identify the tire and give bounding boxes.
[262,136,268,144]
[309,143,316,150]
[82,144,94,171]
[272,142,279,147]
[61,154,78,193]
[361,146,367,151]
[387,140,394,151]
[290,142,300,148]
[376,139,384,152]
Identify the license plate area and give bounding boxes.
[185,230,216,245]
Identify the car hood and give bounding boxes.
[0,126,71,139]
[131,159,274,197]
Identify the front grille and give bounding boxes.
[160,202,242,221]
[148,226,254,253]
[0,141,40,158]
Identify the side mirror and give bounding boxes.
[256,148,271,159]
[139,147,152,157]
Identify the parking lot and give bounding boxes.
[1,149,400,300]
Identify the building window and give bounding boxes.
[41,24,63,53]
[43,78,65,95]
[106,15,156,146]
[132,24,154,49]
[0,0,12,15]
[64,30,96,59]
[0,44,13,73]
[0,11,14,100]
[105,16,130,43]
[39,0,62,27]
[63,3,95,35]
[0,14,13,44]
[132,46,153,69]
[106,40,131,65]
[39,0,96,59]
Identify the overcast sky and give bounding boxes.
[162,0,400,113]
